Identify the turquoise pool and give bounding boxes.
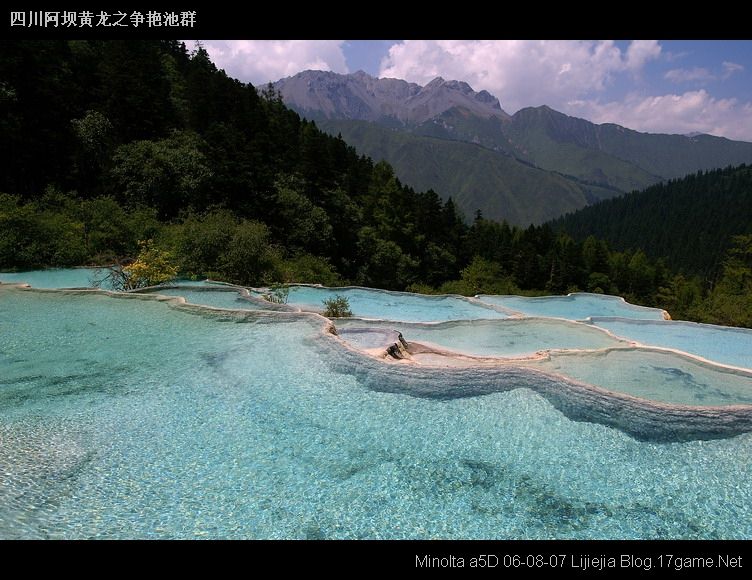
[590,318,752,370]
[2,272,752,539]
[0,269,225,291]
[529,348,752,407]
[0,268,112,289]
[282,285,509,322]
[334,318,626,358]
[332,318,752,406]
[146,287,269,311]
[477,293,667,321]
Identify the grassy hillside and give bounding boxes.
[319,119,594,225]
[510,106,752,181]
[279,71,752,227]
[417,107,662,194]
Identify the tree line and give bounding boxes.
[554,164,752,281]
[553,164,752,326]
[1,41,750,327]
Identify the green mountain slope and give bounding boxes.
[319,119,604,225]
[554,164,752,279]
[416,107,662,194]
[276,71,752,226]
[508,106,752,182]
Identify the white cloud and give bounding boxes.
[187,40,752,141]
[194,40,348,86]
[665,62,744,84]
[665,67,715,83]
[722,61,744,79]
[625,39,662,70]
[379,40,751,140]
[568,90,752,141]
[663,50,690,63]
[379,40,661,113]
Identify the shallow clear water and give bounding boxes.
[168,279,229,287]
[149,287,268,311]
[336,327,404,351]
[591,318,752,370]
[284,286,508,322]
[477,293,666,321]
[333,318,752,406]
[335,318,625,358]
[0,269,224,291]
[1,287,752,539]
[532,349,752,406]
[0,268,112,289]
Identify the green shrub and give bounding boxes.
[278,253,342,286]
[263,283,290,304]
[322,295,352,317]
[437,280,475,296]
[219,220,282,286]
[102,239,178,290]
[405,282,439,295]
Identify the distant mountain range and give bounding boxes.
[274,70,508,126]
[274,70,752,225]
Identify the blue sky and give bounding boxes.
[197,40,752,141]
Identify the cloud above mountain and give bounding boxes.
[196,40,752,141]
[379,40,659,112]
[379,40,752,141]
[570,91,752,140]
[198,40,348,85]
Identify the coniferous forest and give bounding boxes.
[1,40,751,326]
[555,165,752,281]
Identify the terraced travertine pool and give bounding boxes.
[1,271,751,539]
[477,292,668,321]
[270,284,511,322]
[145,287,268,311]
[587,317,752,370]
